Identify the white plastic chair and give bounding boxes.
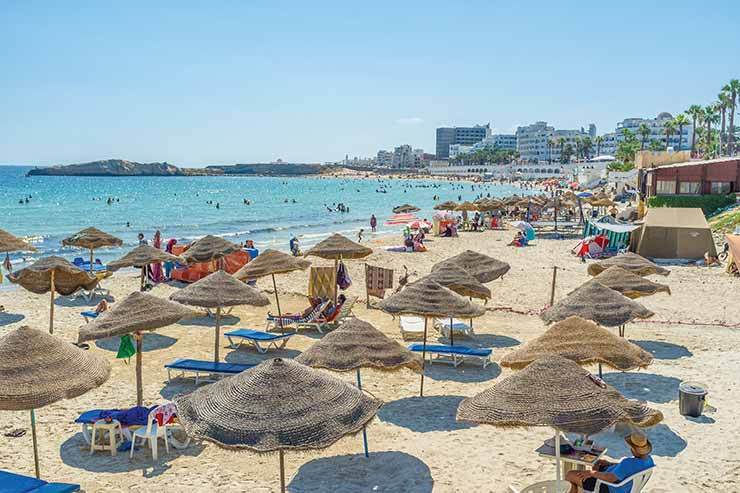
[508,480,569,493]
[591,466,653,493]
[400,316,426,339]
[130,407,169,460]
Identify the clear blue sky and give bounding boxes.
[2,1,739,166]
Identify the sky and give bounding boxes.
[2,1,739,166]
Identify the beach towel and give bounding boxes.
[336,261,352,290]
[365,265,394,299]
[308,266,335,300]
[116,334,136,362]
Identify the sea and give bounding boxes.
[0,165,532,265]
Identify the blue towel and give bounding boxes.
[225,329,290,341]
[0,470,79,493]
[75,406,155,427]
[407,343,491,357]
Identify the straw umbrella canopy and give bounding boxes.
[0,326,110,478]
[0,228,37,253]
[305,233,372,305]
[170,270,269,362]
[454,201,479,212]
[377,278,485,396]
[393,204,420,214]
[587,252,671,277]
[180,235,240,265]
[78,291,195,406]
[432,250,511,283]
[174,358,382,493]
[107,244,183,290]
[589,198,616,207]
[504,195,522,206]
[61,227,122,272]
[233,249,311,332]
[457,355,663,490]
[296,318,421,457]
[541,279,654,336]
[500,316,653,375]
[422,263,491,300]
[7,256,97,334]
[433,200,458,211]
[589,266,671,299]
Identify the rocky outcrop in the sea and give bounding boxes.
[26,159,217,177]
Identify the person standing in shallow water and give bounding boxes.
[370,214,377,232]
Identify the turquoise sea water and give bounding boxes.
[0,165,531,264]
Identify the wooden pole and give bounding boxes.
[420,317,428,397]
[30,409,40,479]
[214,306,221,362]
[549,266,558,306]
[449,316,454,346]
[48,270,55,334]
[364,264,370,308]
[272,274,284,334]
[333,258,339,308]
[279,449,286,493]
[140,266,145,291]
[135,332,143,407]
[356,368,369,458]
[89,248,95,273]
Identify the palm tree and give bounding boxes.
[547,138,555,164]
[581,136,593,160]
[687,104,703,156]
[557,138,566,163]
[594,135,604,157]
[702,105,720,157]
[725,79,740,156]
[638,123,651,151]
[673,114,689,152]
[718,91,732,155]
[663,120,676,151]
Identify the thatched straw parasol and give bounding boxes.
[108,244,183,290]
[0,326,110,478]
[62,227,122,273]
[8,256,98,334]
[377,278,485,396]
[589,198,616,207]
[170,270,269,361]
[589,266,671,299]
[433,201,458,211]
[457,355,663,490]
[541,279,654,336]
[174,358,382,493]
[305,233,372,304]
[588,252,671,277]
[454,201,479,212]
[296,318,421,457]
[393,204,420,214]
[422,263,491,300]
[181,235,240,264]
[433,250,510,283]
[0,228,37,253]
[504,195,521,206]
[234,249,311,332]
[78,292,195,406]
[500,316,653,376]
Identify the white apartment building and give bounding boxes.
[376,150,393,167]
[392,144,414,168]
[474,133,518,151]
[428,160,575,180]
[594,132,618,157]
[516,121,554,163]
[616,112,693,151]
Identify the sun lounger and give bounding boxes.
[400,316,427,339]
[298,296,357,333]
[81,311,99,322]
[407,343,492,368]
[225,329,292,353]
[0,470,80,493]
[266,300,331,332]
[434,318,474,338]
[165,358,254,384]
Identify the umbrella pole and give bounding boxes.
[420,317,428,397]
[49,270,55,334]
[272,274,284,334]
[549,266,558,306]
[333,258,339,308]
[279,449,286,493]
[135,332,143,407]
[215,306,221,362]
[140,266,145,291]
[555,431,562,490]
[30,409,40,479]
[598,362,603,378]
[356,368,369,458]
[90,248,95,274]
[449,316,454,346]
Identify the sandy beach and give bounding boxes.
[1,228,738,492]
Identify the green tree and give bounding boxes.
[725,79,740,155]
[561,143,574,164]
[673,114,690,152]
[687,105,703,156]
[581,136,593,160]
[616,129,640,164]
[648,140,664,151]
[663,119,676,150]
[594,135,604,157]
[548,138,556,164]
[701,105,720,157]
[638,123,651,150]
[557,137,566,163]
[719,91,733,155]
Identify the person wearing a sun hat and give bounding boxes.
[566,432,654,493]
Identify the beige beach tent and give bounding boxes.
[631,207,716,260]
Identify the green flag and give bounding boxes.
[116,334,136,362]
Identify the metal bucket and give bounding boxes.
[679,382,707,417]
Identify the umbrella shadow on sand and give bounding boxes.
[588,422,687,458]
[179,314,240,328]
[461,333,520,348]
[424,362,501,383]
[288,451,433,493]
[602,372,681,404]
[95,333,177,353]
[224,347,303,365]
[59,432,205,477]
[630,340,693,360]
[0,312,24,326]
[378,395,475,433]
[54,294,115,308]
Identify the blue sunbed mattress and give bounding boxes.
[0,470,79,493]
[407,344,491,357]
[164,358,254,374]
[225,329,291,341]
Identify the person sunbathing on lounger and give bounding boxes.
[565,433,654,493]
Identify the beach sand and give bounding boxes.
[1,228,738,492]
